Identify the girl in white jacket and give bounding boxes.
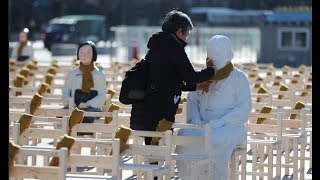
[175,35,252,180]
[10,28,34,66]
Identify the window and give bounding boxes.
[277,28,309,51]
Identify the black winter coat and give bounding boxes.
[130,31,215,130]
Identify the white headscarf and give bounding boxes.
[206,35,234,70]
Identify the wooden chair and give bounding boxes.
[119,130,172,180]
[67,138,121,180]
[171,123,211,180]
[172,122,247,180]
[304,108,312,171]
[246,112,283,180]
[229,138,247,180]
[269,108,308,179]
[9,146,68,180]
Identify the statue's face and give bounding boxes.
[19,32,28,42]
[78,45,93,65]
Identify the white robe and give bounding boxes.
[175,67,252,180]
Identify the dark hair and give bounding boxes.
[161,10,193,35]
[77,41,97,61]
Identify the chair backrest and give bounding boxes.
[171,123,210,152]
[247,112,283,142]
[18,123,68,146]
[68,138,121,178]
[124,130,172,159]
[260,108,307,136]
[24,100,70,117]
[9,146,68,180]
[71,111,118,139]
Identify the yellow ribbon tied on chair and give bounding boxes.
[151,118,173,145]
[253,83,261,89]
[282,65,290,74]
[266,71,272,76]
[52,60,59,68]
[107,89,116,99]
[306,83,312,91]
[45,73,55,85]
[30,93,43,115]
[110,125,132,155]
[176,107,182,114]
[256,76,263,82]
[47,66,57,75]
[18,113,33,135]
[31,59,38,65]
[257,106,272,124]
[180,97,187,104]
[13,74,25,96]
[301,91,308,97]
[256,86,267,102]
[45,73,55,93]
[290,101,305,119]
[26,61,37,70]
[68,108,84,135]
[19,67,30,79]
[37,82,49,96]
[9,140,21,167]
[9,59,16,66]
[105,103,120,124]
[49,134,75,166]
[278,83,289,99]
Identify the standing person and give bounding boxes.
[62,41,106,126]
[10,28,34,66]
[175,35,252,180]
[129,9,216,145]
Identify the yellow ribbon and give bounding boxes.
[49,135,75,166]
[105,103,120,124]
[18,113,33,135]
[256,106,272,124]
[290,101,305,119]
[9,140,21,167]
[151,119,173,145]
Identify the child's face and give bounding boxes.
[78,45,93,65]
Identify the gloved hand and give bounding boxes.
[209,119,226,129]
[78,102,90,109]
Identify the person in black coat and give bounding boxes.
[130,10,215,145]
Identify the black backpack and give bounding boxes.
[119,58,154,105]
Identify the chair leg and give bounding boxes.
[190,161,197,180]
[240,150,247,180]
[267,146,273,180]
[292,139,298,180]
[230,150,236,180]
[300,141,306,180]
[275,146,281,180]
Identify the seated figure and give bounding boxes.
[175,35,252,180]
